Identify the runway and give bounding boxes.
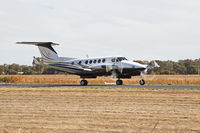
[0,84,200,89]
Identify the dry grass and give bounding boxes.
[0,87,200,133]
[0,75,200,85]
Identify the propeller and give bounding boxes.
[32,57,46,74]
[147,60,160,69]
[140,60,160,80]
[32,56,43,66]
[106,57,124,79]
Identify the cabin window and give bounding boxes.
[78,61,82,65]
[102,59,106,63]
[98,59,101,63]
[72,62,74,65]
[93,60,97,64]
[111,58,115,62]
[89,60,93,64]
[85,60,88,64]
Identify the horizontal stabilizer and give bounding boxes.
[16,42,60,46]
[17,41,59,61]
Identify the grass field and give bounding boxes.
[0,87,200,133]
[1,74,200,85]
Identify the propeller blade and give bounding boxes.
[118,61,124,74]
[140,61,159,81]
[153,61,160,68]
[147,61,160,69]
[111,70,118,79]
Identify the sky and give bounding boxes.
[0,0,200,65]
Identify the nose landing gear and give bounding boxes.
[139,79,145,85]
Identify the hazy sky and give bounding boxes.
[0,0,200,65]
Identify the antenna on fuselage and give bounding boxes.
[86,54,89,58]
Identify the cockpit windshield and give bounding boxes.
[117,57,127,61]
[111,57,127,62]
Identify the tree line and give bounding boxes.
[0,59,200,75]
[136,59,200,74]
[0,64,58,75]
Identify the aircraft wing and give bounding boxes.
[88,64,104,69]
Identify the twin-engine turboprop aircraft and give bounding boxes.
[17,42,160,86]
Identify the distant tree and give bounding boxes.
[180,59,196,74]
[42,67,59,74]
[160,70,171,74]
[21,65,34,75]
[173,63,186,74]
[0,66,3,75]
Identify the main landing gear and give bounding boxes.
[80,79,145,86]
[80,79,123,86]
[139,79,145,85]
[80,80,88,86]
[116,79,123,85]
[116,79,145,86]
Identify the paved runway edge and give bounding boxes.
[0,84,200,89]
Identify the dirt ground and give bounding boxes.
[0,87,200,133]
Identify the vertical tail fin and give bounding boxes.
[17,42,60,63]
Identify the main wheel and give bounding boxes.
[80,80,88,86]
[116,80,123,85]
[139,79,145,85]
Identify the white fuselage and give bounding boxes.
[47,56,147,78]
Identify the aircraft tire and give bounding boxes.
[139,79,145,85]
[80,80,88,86]
[116,80,123,85]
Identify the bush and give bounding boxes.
[0,77,14,83]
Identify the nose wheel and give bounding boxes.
[139,79,145,85]
[116,80,123,85]
[80,80,88,86]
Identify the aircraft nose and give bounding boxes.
[135,64,147,69]
[123,61,147,69]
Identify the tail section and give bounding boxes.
[17,42,60,63]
